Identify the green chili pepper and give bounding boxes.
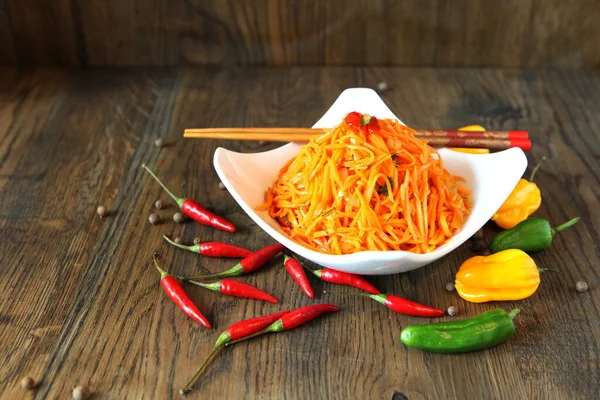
[489,217,579,254]
[400,308,519,353]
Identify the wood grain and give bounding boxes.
[2,0,600,68]
[0,67,598,399]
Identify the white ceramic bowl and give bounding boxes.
[214,88,527,275]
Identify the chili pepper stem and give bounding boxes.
[180,345,222,394]
[528,156,546,181]
[325,290,382,302]
[142,164,185,208]
[551,217,580,234]
[538,268,563,276]
[183,270,238,280]
[152,253,168,278]
[182,279,221,292]
[508,308,520,320]
[163,234,197,252]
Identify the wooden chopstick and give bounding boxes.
[183,128,531,151]
[184,128,320,142]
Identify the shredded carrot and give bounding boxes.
[258,116,471,255]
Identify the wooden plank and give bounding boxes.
[0,0,16,65]
[3,0,600,68]
[0,67,598,399]
[4,0,79,65]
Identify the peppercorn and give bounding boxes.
[445,282,455,292]
[193,237,201,245]
[173,212,185,223]
[148,214,159,225]
[174,237,183,245]
[576,281,588,293]
[447,306,458,317]
[72,386,88,400]
[154,200,164,209]
[20,377,36,390]
[154,138,164,148]
[218,181,226,190]
[96,206,109,218]
[376,81,389,93]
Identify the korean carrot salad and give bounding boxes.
[258,112,471,255]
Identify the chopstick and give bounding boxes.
[183,128,531,151]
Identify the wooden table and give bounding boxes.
[1,67,598,400]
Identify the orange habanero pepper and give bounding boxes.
[491,157,545,229]
[455,249,542,303]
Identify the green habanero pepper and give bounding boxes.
[490,217,580,254]
[400,308,519,353]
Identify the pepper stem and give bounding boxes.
[142,164,185,208]
[183,270,237,281]
[179,345,222,394]
[528,156,546,181]
[361,114,372,126]
[152,253,168,278]
[163,235,199,252]
[508,308,520,320]
[551,217,580,234]
[184,264,242,280]
[538,268,563,276]
[310,269,322,278]
[182,279,221,292]
[324,290,384,304]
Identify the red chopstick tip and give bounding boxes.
[511,138,532,151]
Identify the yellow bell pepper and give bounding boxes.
[455,249,540,303]
[491,157,545,230]
[449,125,491,154]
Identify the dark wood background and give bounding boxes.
[0,67,598,399]
[2,0,600,68]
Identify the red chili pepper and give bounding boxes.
[222,310,290,342]
[183,278,278,303]
[142,164,236,232]
[283,254,314,298]
[310,267,380,295]
[377,294,444,317]
[180,310,290,394]
[344,111,363,128]
[278,303,340,330]
[339,292,444,317]
[186,243,285,280]
[344,112,380,135]
[152,254,211,328]
[366,116,380,135]
[163,235,253,258]
[226,303,340,346]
